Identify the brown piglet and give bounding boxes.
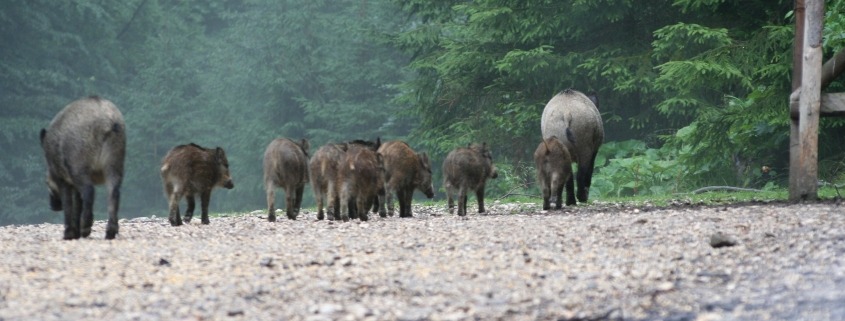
[263,138,310,221]
[533,136,573,210]
[377,141,434,218]
[160,143,234,226]
[442,143,498,216]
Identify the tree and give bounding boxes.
[390,0,845,194]
[0,0,414,224]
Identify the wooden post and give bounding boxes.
[793,0,825,200]
[789,0,805,201]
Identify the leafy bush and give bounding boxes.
[591,140,688,198]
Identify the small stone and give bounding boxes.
[709,232,738,248]
[656,282,674,291]
[157,258,171,267]
[259,257,274,268]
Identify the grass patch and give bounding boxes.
[215,186,843,217]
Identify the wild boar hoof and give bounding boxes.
[105,230,117,240]
[63,229,79,240]
[268,214,276,222]
[201,219,210,225]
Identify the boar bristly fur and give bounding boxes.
[40,96,126,240]
[541,89,604,205]
[337,146,385,222]
[377,141,434,218]
[311,138,381,221]
[160,143,234,226]
[309,144,346,220]
[264,138,309,221]
[442,143,498,216]
[534,136,573,210]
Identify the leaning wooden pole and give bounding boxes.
[789,0,806,200]
[793,0,825,200]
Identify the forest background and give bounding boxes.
[2,0,845,225]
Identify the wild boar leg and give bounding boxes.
[339,183,351,222]
[357,197,369,221]
[184,195,196,223]
[384,186,395,216]
[446,186,455,214]
[200,190,211,224]
[541,183,551,211]
[554,183,564,209]
[565,174,576,206]
[168,191,183,226]
[62,184,80,240]
[285,185,296,220]
[79,184,95,238]
[266,184,276,222]
[377,191,386,218]
[397,189,410,218]
[476,187,486,213]
[315,191,325,220]
[294,185,304,217]
[105,178,121,239]
[457,187,467,217]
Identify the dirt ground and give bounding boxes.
[0,200,843,320]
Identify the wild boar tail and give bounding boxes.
[566,127,576,145]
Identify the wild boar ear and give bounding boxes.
[40,128,46,143]
[419,152,430,169]
[375,137,381,150]
[301,138,310,152]
[215,147,225,161]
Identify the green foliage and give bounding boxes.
[590,140,689,198]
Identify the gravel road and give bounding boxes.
[0,200,843,320]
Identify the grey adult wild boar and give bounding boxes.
[337,145,385,222]
[264,138,309,221]
[40,96,125,240]
[160,143,234,226]
[310,138,381,221]
[377,141,434,218]
[533,136,573,210]
[442,143,498,216]
[541,89,604,205]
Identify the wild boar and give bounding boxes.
[160,143,234,226]
[309,144,346,220]
[264,138,309,222]
[40,96,125,240]
[337,145,385,222]
[377,141,434,218]
[533,136,573,210]
[442,143,498,216]
[310,138,381,221]
[541,89,604,205]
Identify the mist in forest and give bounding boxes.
[0,1,414,225]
